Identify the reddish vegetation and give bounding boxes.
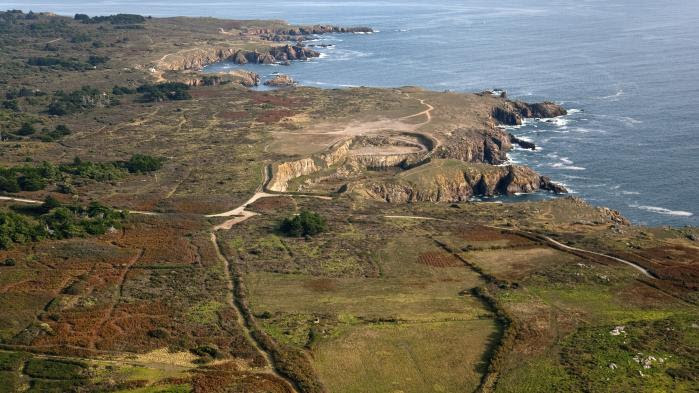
[418,251,462,267]
[251,92,302,108]
[190,89,228,99]
[256,109,297,124]
[618,244,699,292]
[303,278,337,292]
[219,111,249,121]
[192,363,292,393]
[248,196,295,213]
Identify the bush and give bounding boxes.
[2,100,20,112]
[137,82,191,102]
[48,86,112,116]
[0,211,45,249]
[27,56,89,71]
[17,172,46,191]
[122,154,164,173]
[87,55,109,66]
[280,210,327,237]
[23,359,88,379]
[43,124,71,141]
[16,122,35,136]
[112,85,134,95]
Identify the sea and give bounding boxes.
[6,0,698,226]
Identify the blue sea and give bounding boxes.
[7,0,698,226]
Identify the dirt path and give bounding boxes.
[380,215,655,279]
[210,233,298,393]
[89,248,144,350]
[541,234,655,279]
[383,215,445,221]
[485,225,655,279]
[0,196,42,204]
[400,98,434,125]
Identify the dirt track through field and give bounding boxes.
[210,233,298,393]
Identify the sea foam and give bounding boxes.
[630,204,694,217]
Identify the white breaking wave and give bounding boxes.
[599,89,624,100]
[630,204,693,217]
[540,117,568,127]
[550,163,586,170]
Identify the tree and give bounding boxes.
[279,210,327,237]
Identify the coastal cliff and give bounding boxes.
[491,100,568,126]
[352,159,567,203]
[155,45,319,72]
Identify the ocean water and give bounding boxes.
[8,0,698,226]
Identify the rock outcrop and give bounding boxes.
[436,127,513,165]
[352,160,567,203]
[155,45,319,72]
[492,100,567,126]
[232,45,320,65]
[264,74,296,87]
[509,134,536,150]
[267,140,352,192]
[253,25,373,41]
[156,47,239,71]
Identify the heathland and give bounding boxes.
[0,10,696,393]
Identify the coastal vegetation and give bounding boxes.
[279,210,327,237]
[0,154,163,194]
[0,198,127,249]
[0,9,694,393]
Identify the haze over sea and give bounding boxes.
[7,0,698,226]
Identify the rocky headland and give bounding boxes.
[264,74,297,87]
[353,160,567,203]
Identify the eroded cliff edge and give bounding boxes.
[264,92,569,202]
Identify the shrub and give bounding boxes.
[16,122,35,136]
[87,55,109,66]
[112,85,134,95]
[2,100,20,112]
[0,211,44,249]
[137,82,191,102]
[48,86,111,116]
[23,359,88,379]
[27,56,88,71]
[280,210,327,237]
[43,124,71,141]
[122,154,164,173]
[17,172,46,191]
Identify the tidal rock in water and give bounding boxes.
[509,134,536,150]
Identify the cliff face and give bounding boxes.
[436,127,512,165]
[232,45,319,65]
[267,140,352,191]
[155,45,319,72]
[156,47,239,71]
[492,100,568,126]
[353,160,566,203]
